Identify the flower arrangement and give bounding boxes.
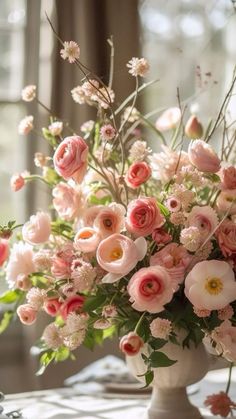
[1,26,236,417]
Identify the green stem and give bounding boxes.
[226,362,234,394]
[24,175,53,188]
[134,312,146,334]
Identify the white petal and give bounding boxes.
[102,273,123,284]
[134,237,147,261]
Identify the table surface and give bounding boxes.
[2,368,236,419]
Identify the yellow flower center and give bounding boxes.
[110,247,123,261]
[205,277,223,295]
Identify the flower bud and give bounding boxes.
[188,140,221,173]
[119,332,144,356]
[185,115,203,139]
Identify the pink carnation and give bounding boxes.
[126,197,164,237]
[53,136,88,183]
[127,266,174,313]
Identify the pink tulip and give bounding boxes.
[17,304,37,325]
[126,197,164,237]
[185,115,203,139]
[188,140,221,173]
[53,136,88,183]
[119,332,144,356]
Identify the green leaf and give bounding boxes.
[0,289,23,304]
[83,294,107,312]
[149,338,167,350]
[0,311,14,333]
[54,347,70,362]
[149,351,177,368]
[88,194,112,205]
[102,325,116,340]
[144,370,154,388]
[157,202,170,217]
[36,351,55,376]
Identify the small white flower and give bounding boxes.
[26,287,47,310]
[150,318,172,340]
[60,41,80,63]
[180,226,201,252]
[48,121,63,136]
[129,140,151,162]
[18,115,34,135]
[123,106,140,123]
[71,85,87,104]
[127,57,150,77]
[80,120,95,134]
[21,85,36,102]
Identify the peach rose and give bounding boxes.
[10,174,25,192]
[0,239,9,266]
[53,135,88,183]
[17,304,37,325]
[44,298,62,316]
[93,203,125,238]
[184,260,236,310]
[220,166,236,190]
[150,243,192,288]
[119,332,144,356]
[22,212,51,245]
[97,234,147,280]
[52,182,84,221]
[60,295,85,320]
[188,140,221,173]
[125,162,151,189]
[216,220,236,257]
[74,227,101,253]
[126,197,164,237]
[217,189,236,215]
[127,266,174,313]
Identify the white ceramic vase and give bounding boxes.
[127,335,210,419]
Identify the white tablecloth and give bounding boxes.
[2,369,236,418]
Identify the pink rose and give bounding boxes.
[17,304,37,325]
[125,162,151,189]
[74,227,101,253]
[127,266,174,313]
[217,189,236,215]
[52,182,84,221]
[16,274,32,291]
[187,206,218,240]
[93,203,125,238]
[44,298,62,316]
[150,243,192,288]
[216,220,236,257]
[126,197,164,237]
[60,295,85,320]
[51,256,71,279]
[119,332,144,356]
[0,239,9,266]
[53,136,88,183]
[188,140,221,173]
[22,212,51,245]
[97,234,147,278]
[10,174,25,192]
[220,166,236,190]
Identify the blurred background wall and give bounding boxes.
[0,0,235,393]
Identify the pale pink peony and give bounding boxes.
[127,57,149,77]
[60,41,80,63]
[150,318,172,340]
[119,332,144,356]
[217,189,236,215]
[150,146,189,183]
[97,234,147,280]
[188,140,221,173]
[51,256,71,279]
[18,115,34,135]
[184,260,236,310]
[216,219,236,257]
[53,136,88,183]
[127,266,174,313]
[44,298,62,316]
[187,206,218,241]
[125,161,152,189]
[220,166,236,190]
[6,242,35,288]
[10,174,25,192]
[205,391,236,417]
[0,239,9,266]
[155,107,181,131]
[74,227,101,253]
[22,211,51,245]
[60,295,85,320]
[17,304,37,325]
[126,197,164,237]
[150,243,192,287]
[184,115,203,139]
[53,182,84,221]
[93,203,125,238]
[152,228,172,245]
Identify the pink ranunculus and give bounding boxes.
[187,205,218,240]
[96,234,146,277]
[22,212,51,245]
[119,332,144,356]
[217,189,236,215]
[10,174,25,192]
[150,243,192,288]
[51,256,71,279]
[44,298,62,316]
[155,107,181,131]
[127,266,174,313]
[216,219,236,257]
[82,205,103,226]
[60,295,85,320]
[126,197,164,237]
[125,161,152,189]
[0,239,9,266]
[188,140,221,173]
[184,260,236,310]
[52,182,84,221]
[17,304,37,325]
[93,203,125,238]
[74,227,101,253]
[53,136,88,183]
[220,166,236,190]
[152,228,172,245]
[6,242,35,288]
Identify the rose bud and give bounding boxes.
[185,115,203,139]
[44,298,62,316]
[119,332,144,356]
[10,174,25,192]
[0,239,9,266]
[17,304,37,325]
[188,140,221,173]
